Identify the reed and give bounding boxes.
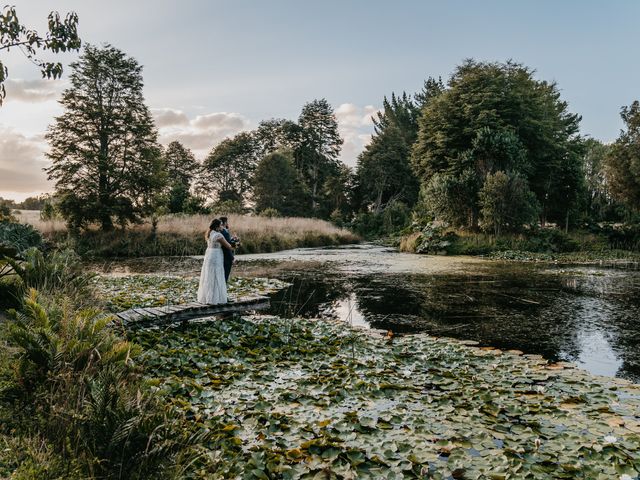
[16,211,360,258]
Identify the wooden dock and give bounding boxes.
[115,295,270,327]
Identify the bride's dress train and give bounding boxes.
[197,231,227,304]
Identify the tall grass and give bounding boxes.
[16,211,360,258]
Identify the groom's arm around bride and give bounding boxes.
[219,216,237,283]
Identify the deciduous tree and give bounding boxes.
[202,132,258,205]
[45,45,164,231]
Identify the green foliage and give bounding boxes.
[129,316,640,478]
[253,150,311,217]
[351,201,412,238]
[209,199,248,215]
[40,198,61,221]
[0,6,81,105]
[412,60,583,227]
[202,132,258,206]
[0,220,43,258]
[162,141,200,213]
[295,98,344,215]
[356,123,418,212]
[421,169,480,228]
[0,198,16,222]
[259,207,281,218]
[582,139,619,221]
[605,100,640,212]
[1,290,205,479]
[45,44,165,231]
[479,171,539,236]
[413,222,458,254]
[9,248,95,304]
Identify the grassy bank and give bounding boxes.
[399,225,640,263]
[17,211,360,258]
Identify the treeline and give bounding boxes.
[17,44,640,242]
[39,44,348,232]
[355,60,640,239]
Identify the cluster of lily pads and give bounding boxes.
[93,274,289,312]
[129,316,640,479]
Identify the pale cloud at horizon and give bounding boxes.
[3,78,65,103]
[335,103,378,167]
[0,100,376,201]
[0,127,50,200]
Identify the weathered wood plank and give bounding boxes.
[115,295,271,327]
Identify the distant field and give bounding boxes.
[16,211,360,257]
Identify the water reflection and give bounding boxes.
[264,257,640,382]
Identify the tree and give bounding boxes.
[45,45,164,231]
[162,141,200,213]
[422,169,480,228]
[164,141,199,186]
[582,139,616,221]
[412,60,582,227]
[254,118,301,157]
[0,5,81,105]
[356,124,417,213]
[202,132,258,205]
[605,101,640,213]
[479,171,539,236]
[414,76,445,110]
[253,150,309,217]
[295,99,343,213]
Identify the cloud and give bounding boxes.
[0,127,51,195]
[156,110,251,157]
[152,108,190,127]
[335,103,378,167]
[192,112,246,130]
[3,78,63,103]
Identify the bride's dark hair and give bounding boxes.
[205,218,222,240]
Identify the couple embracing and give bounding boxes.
[196,216,239,304]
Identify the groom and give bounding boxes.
[219,216,237,283]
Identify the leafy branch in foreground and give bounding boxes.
[0,5,81,105]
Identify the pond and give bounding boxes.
[238,244,640,383]
[94,243,640,383]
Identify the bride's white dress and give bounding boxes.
[197,231,227,304]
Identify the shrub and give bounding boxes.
[479,171,539,236]
[259,207,281,218]
[1,290,208,479]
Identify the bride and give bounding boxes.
[197,218,233,304]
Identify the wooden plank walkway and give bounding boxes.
[115,295,270,327]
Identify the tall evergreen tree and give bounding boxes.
[295,99,343,214]
[46,45,164,231]
[163,141,200,213]
[356,124,417,212]
[355,89,427,213]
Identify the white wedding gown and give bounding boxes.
[197,231,228,304]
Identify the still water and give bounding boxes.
[238,244,640,382]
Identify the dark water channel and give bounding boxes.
[239,244,640,382]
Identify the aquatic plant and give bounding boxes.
[130,316,640,479]
[93,274,289,312]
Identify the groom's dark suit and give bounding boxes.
[221,227,236,283]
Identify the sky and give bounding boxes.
[1,0,639,201]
